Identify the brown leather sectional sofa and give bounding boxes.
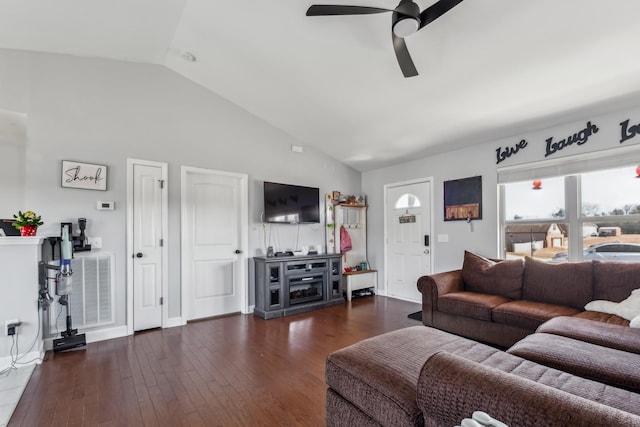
[325,253,640,426]
[418,251,638,347]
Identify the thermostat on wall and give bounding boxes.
[96,201,114,211]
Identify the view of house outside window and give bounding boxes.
[501,164,640,262]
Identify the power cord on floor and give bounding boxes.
[0,308,45,377]
[55,303,62,338]
[0,335,17,377]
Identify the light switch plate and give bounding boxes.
[437,234,449,243]
[88,237,102,249]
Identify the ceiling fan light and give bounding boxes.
[393,17,419,38]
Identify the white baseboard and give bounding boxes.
[245,305,254,314]
[384,294,421,304]
[85,325,129,343]
[0,343,45,372]
[43,325,129,350]
[165,317,185,328]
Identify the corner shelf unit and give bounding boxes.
[253,253,343,319]
[334,204,378,301]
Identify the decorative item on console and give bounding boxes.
[342,194,366,206]
[344,261,369,273]
[327,192,366,207]
[12,210,44,236]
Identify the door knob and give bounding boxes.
[136,252,143,258]
[424,249,430,254]
[235,249,242,254]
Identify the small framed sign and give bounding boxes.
[61,160,108,191]
[444,175,482,221]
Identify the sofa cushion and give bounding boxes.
[522,257,593,309]
[593,260,640,302]
[417,352,640,427]
[507,333,640,392]
[438,291,511,321]
[461,251,524,299]
[573,310,630,326]
[537,316,640,354]
[326,389,379,427]
[325,326,502,427]
[328,326,640,425]
[492,300,581,330]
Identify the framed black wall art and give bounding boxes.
[444,176,482,221]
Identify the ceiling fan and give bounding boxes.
[306,0,464,78]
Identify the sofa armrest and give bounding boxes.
[416,270,463,325]
[417,351,640,427]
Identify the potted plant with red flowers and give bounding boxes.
[13,210,44,236]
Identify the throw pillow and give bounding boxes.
[461,251,524,299]
[584,300,619,314]
[585,288,640,321]
[522,257,593,310]
[592,260,640,302]
[615,288,640,320]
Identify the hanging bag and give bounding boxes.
[340,225,352,252]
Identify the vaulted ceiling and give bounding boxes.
[2,0,640,171]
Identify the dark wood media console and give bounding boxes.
[253,253,343,319]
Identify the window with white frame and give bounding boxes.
[499,153,640,262]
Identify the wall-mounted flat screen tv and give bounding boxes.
[264,181,320,224]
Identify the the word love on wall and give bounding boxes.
[61,160,108,191]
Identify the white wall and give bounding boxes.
[0,49,361,329]
[0,110,27,216]
[0,238,43,369]
[363,105,640,295]
[363,143,499,285]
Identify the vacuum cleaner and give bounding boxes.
[40,223,86,352]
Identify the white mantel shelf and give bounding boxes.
[0,237,43,245]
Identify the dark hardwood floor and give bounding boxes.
[10,296,421,426]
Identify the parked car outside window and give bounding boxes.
[552,243,640,262]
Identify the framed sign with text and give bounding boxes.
[61,160,108,191]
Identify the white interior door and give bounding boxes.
[132,163,165,331]
[385,180,432,302]
[182,167,247,321]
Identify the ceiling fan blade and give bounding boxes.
[419,0,464,29]
[306,5,394,16]
[392,33,418,78]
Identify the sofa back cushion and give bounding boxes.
[461,251,524,299]
[592,260,640,302]
[523,257,592,309]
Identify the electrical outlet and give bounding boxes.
[88,236,102,249]
[5,319,21,336]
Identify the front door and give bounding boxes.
[385,179,432,302]
[181,167,247,321]
[132,162,166,331]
